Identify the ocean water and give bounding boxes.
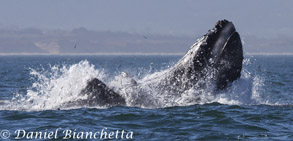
[0,55,293,140]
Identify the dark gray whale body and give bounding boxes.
[79,20,243,107]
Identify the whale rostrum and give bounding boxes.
[76,20,243,107]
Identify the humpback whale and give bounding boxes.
[76,19,243,107]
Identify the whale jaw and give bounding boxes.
[214,31,243,89]
[206,20,243,89]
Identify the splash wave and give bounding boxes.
[0,58,273,111]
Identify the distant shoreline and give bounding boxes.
[0,52,293,56]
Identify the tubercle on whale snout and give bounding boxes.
[78,19,243,106]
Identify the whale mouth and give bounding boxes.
[201,20,243,89]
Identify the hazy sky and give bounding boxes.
[1,0,293,37]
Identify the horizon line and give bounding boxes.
[1,52,293,56]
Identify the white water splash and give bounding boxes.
[214,71,264,105]
[0,58,271,111]
[4,60,104,110]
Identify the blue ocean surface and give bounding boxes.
[0,55,293,140]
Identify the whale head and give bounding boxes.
[170,19,243,90]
